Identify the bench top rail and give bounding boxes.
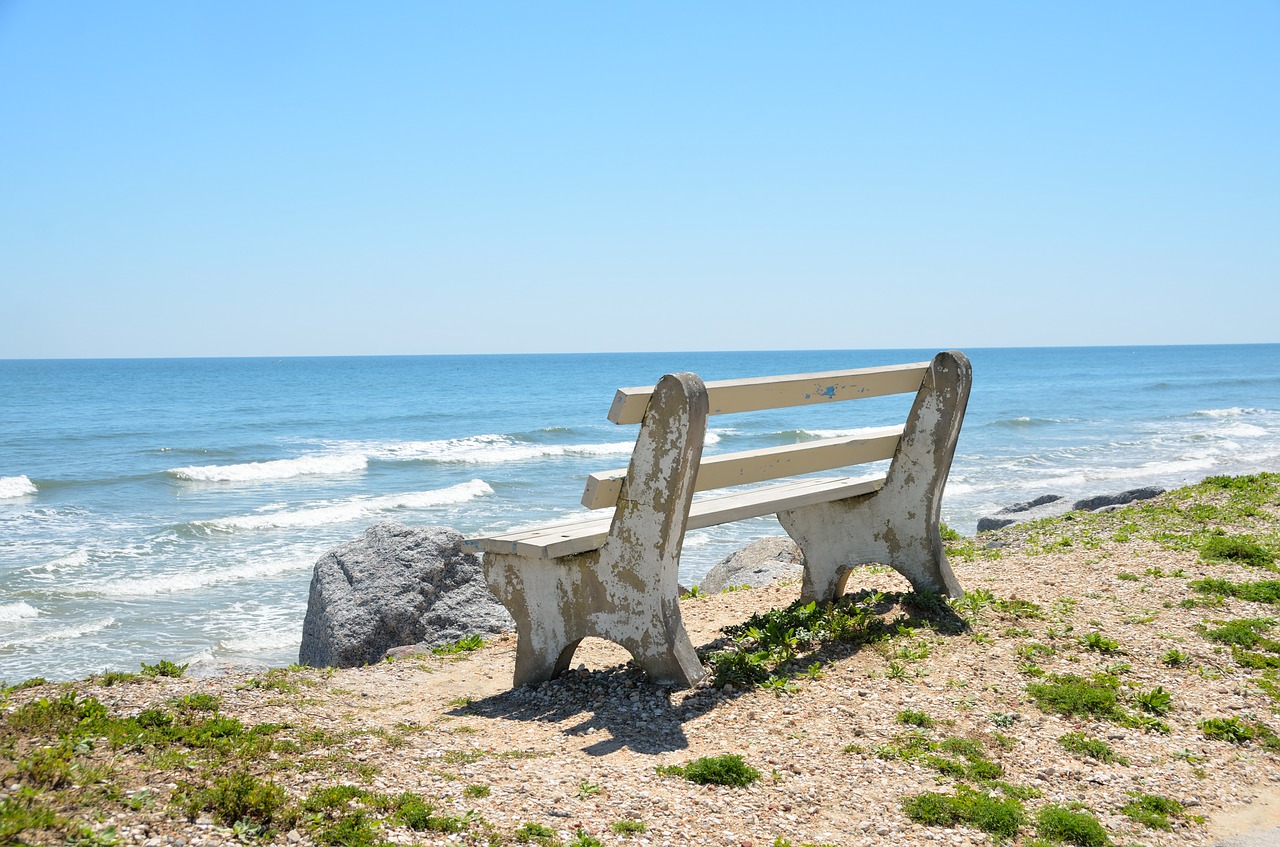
[607,362,930,425]
[466,474,886,560]
[579,424,902,510]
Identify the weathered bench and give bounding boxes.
[464,351,971,689]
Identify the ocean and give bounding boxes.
[2,345,1278,683]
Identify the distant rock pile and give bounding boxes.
[697,536,803,593]
[298,522,513,668]
[976,486,1165,533]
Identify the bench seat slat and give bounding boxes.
[608,362,929,424]
[580,425,902,510]
[464,474,886,560]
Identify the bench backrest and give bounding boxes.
[581,361,933,510]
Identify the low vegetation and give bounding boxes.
[656,754,761,786]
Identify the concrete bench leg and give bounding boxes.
[483,549,703,687]
[482,372,709,688]
[778,351,971,602]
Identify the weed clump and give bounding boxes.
[1201,535,1276,569]
[901,785,1025,840]
[178,771,293,831]
[1057,732,1129,766]
[140,659,188,678]
[514,822,558,844]
[1027,674,1120,719]
[1191,578,1280,605]
[1027,674,1168,733]
[896,709,934,728]
[1120,793,1185,830]
[432,634,485,655]
[1199,716,1280,749]
[1034,804,1111,846]
[657,754,760,786]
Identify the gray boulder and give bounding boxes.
[1002,494,1064,513]
[1072,486,1165,512]
[977,494,1072,532]
[976,486,1169,533]
[976,516,1017,533]
[298,522,513,668]
[699,537,804,593]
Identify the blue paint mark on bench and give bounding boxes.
[821,386,836,398]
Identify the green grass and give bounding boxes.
[901,785,1025,841]
[611,819,647,835]
[1057,732,1128,766]
[657,754,761,786]
[514,822,558,844]
[1034,804,1111,847]
[432,634,486,655]
[1201,534,1276,569]
[896,709,934,728]
[1120,793,1185,831]
[178,771,294,831]
[872,731,1013,784]
[1191,577,1280,605]
[1026,674,1169,733]
[1027,674,1121,719]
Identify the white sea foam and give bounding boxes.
[800,427,901,439]
[217,629,300,654]
[0,601,40,624]
[345,434,635,464]
[195,479,494,532]
[0,475,37,499]
[1219,423,1268,438]
[169,453,368,482]
[43,617,115,641]
[90,557,312,598]
[682,531,712,548]
[1193,407,1264,419]
[23,550,91,577]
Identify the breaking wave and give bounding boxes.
[169,454,368,482]
[193,479,494,532]
[89,558,310,599]
[0,475,37,499]
[356,434,635,464]
[0,601,40,625]
[1192,407,1265,419]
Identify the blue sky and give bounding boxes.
[1,2,1277,358]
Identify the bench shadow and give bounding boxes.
[456,665,703,755]
[458,590,968,757]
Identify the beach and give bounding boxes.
[4,476,1279,846]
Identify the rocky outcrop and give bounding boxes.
[976,487,1167,533]
[298,523,513,668]
[698,537,803,593]
[1071,486,1165,512]
[976,495,1071,532]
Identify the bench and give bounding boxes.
[464,350,971,689]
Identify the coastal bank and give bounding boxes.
[2,474,1279,846]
